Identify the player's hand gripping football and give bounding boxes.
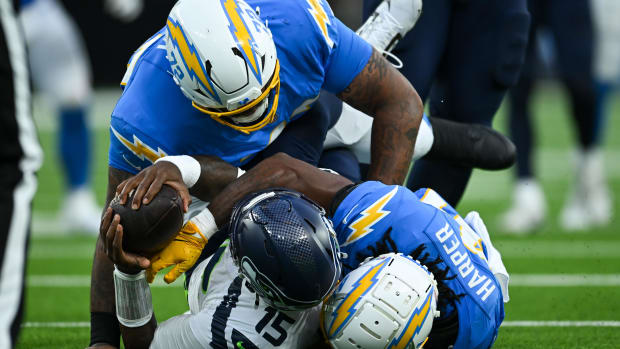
[100,207,150,274]
[116,161,191,213]
[146,219,207,284]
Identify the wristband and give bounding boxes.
[155,155,201,188]
[191,208,219,240]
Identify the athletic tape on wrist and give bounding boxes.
[113,267,153,328]
[191,208,218,239]
[155,155,201,188]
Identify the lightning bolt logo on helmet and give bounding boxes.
[221,0,263,85]
[166,18,221,104]
[388,290,434,349]
[326,256,391,337]
[344,186,398,246]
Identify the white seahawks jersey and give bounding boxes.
[151,241,320,349]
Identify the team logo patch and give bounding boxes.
[343,186,398,246]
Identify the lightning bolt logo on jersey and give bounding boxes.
[109,0,372,175]
[331,181,508,349]
[306,0,334,47]
[344,186,397,246]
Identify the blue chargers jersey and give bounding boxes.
[108,0,372,174]
[332,181,505,349]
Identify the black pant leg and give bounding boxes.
[0,1,41,347]
[407,0,530,206]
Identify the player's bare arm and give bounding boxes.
[115,155,237,212]
[90,167,134,348]
[208,153,352,225]
[338,48,423,185]
[115,152,352,226]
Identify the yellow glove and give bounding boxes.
[146,221,207,283]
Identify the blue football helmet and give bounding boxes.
[229,188,342,311]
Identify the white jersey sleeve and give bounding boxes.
[157,240,321,349]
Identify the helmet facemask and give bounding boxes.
[192,61,281,134]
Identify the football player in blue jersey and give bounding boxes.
[90,0,428,345]
[104,151,509,349]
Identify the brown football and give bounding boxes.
[109,184,184,255]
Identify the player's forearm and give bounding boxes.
[338,49,422,184]
[90,167,133,347]
[208,153,352,226]
[189,155,238,202]
[119,317,157,349]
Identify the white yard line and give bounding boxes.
[27,275,184,287]
[22,321,620,328]
[502,321,620,327]
[26,239,620,259]
[26,274,620,288]
[492,241,620,258]
[510,274,620,286]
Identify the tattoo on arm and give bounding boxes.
[338,49,423,184]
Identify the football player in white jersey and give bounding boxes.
[106,189,342,348]
[103,151,506,349]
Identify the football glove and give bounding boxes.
[146,220,207,284]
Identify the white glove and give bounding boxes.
[104,0,144,22]
[464,211,510,303]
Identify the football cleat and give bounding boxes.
[166,0,279,133]
[499,179,546,234]
[560,148,612,231]
[357,0,423,57]
[59,187,101,235]
[323,253,439,349]
[425,118,517,170]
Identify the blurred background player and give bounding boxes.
[360,0,530,206]
[499,0,613,233]
[0,0,42,347]
[18,0,143,234]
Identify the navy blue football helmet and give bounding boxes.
[229,188,342,311]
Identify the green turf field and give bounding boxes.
[17,84,620,348]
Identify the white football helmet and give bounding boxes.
[166,0,279,133]
[323,253,440,349]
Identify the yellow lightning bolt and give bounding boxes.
[111,126,167,163]
[344,186,398,246]
[390,291,433,349]
[329,258,390,337]
[222,0,259,77]
[307,0,333,47]
[166,19,216,97]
